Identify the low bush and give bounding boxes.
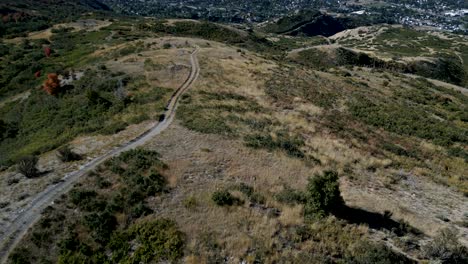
[68,189,106,212]
[244,132,305,158]
[346,240,416,264]
[212,190,241,206]
[234,183,266,204]
[128,219,185,262]
[56,145,82,162]
[83,211,118,244]
[18,149,178,262]
[250,193,266,205]
[183,196,198,209]
[448,147,468,162]
[304,170,344,219]
[382,143,418,159]
[17,155,39,178]
[423,228,468,263]
[275,187,306,205]
[235,183,254,197]
[8,247,32,264]
[106,149,164,174]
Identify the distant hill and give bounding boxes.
[259,9,399,37]
[260,10,350,37]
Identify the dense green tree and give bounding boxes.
[304,170,344,219]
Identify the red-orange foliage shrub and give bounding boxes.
[2,15,10,23]
[44,46,51,57]
[43,73,61,95]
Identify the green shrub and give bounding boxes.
[130,202,153,218]
[212,190,241,206]
[250,193,266,205]
[346,240,415,264]
[56,145,82,162]
[244,132,305,158]
[423,228,468,263]
[17,155,39,178]
[98,121,128,135]
[382,143,417,158]
[14,147,175,262]
[275,187,306,205]
[183,196,198,209]
[294,225,313,243]
[235,183,254,197]
[8,247,32,264]
[129,219,185,262]
[448,147,468,162]
[118,45,137,56]
[233,183,265,204]
[304,170,344,219]
[69,189,106,212]
[106,149,164,174]
[83,211,118,244]
[103,149,167,215]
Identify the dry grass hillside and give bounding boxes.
[1,18,467,263]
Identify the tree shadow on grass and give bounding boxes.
[333,205,422,237]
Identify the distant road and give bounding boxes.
[0,47,200,263]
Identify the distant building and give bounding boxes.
[351,10,365,15]
[444,9,468,17]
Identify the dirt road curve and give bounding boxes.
[0,47,200,263]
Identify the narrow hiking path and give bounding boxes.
[0,47,200,263]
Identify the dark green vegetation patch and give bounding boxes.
[0,0,111,39]
[293,47,467,86]
[0,27,171,166]
[0,68,158,166]
[145,20,282,55]
[9,149,185,263]
[349,79,468,147]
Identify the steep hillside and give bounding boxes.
[328,26,468,86]
[0,18,467,264]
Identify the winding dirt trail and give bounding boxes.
[0,47,200,263]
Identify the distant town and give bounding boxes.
[102,0,467,33]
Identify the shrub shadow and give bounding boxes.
[35,169,53,178]
[333,205,422,237]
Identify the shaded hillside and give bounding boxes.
[290,47,468,86]
[260,9,394,37]
[331,26,468,86]
[262,10,349,37]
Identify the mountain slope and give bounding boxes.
[0,17,467,263]
[0,0,111,38]
[1,0,468,258]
